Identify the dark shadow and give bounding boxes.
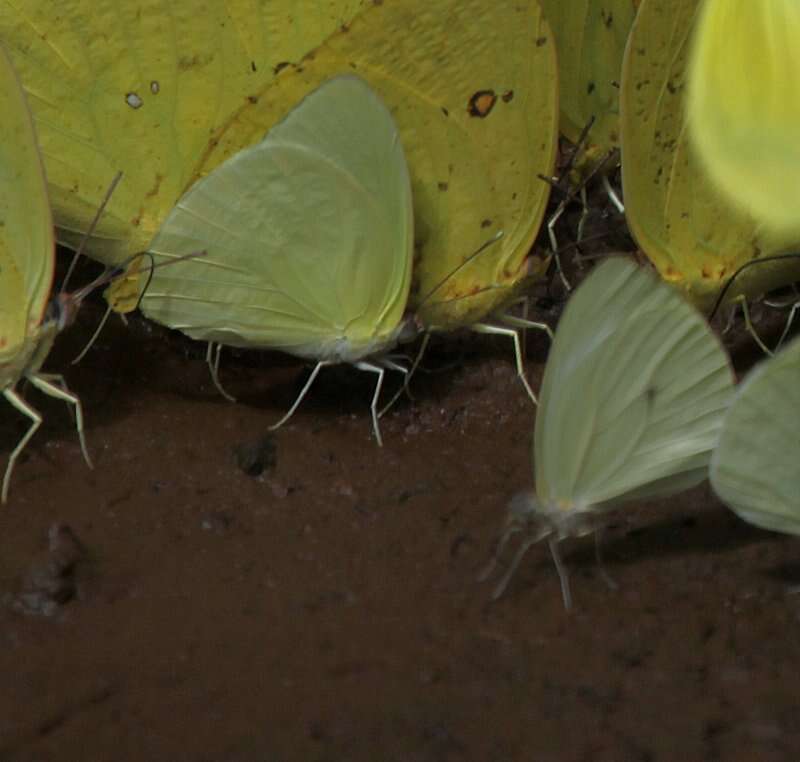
[766,561,800,586]
[563,499,783,572]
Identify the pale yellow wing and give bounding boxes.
[187,0,558,331]
[0,43,53,378]
[620,0,800,310]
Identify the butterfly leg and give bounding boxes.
[354,361,387,447]
[773,300,799,352]
[269,361,327,433]
[602,173,625,214]
[741,299,773,356]
[34,372,74,425]
[574,185,590,262]
[28,373,92,470]
[2,388,44,503]
[490,534,541,601]
[546,200,572,291]
[471,322,539,405]
[548,538,572,611]
[497,312,554,343]
[206,342,237,402]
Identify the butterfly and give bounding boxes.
[0,45,92,503]
[710,336,800,535]
[139,75,414,446]
[621,0,800,312]
[539,0,636,163]
[482,257,735,608]
[688,0,800,237]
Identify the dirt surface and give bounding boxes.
[2,268,800,762]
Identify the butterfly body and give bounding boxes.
[508,492,598,542]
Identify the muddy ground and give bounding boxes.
[2,249,800,761]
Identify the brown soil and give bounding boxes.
[2,281,800,762]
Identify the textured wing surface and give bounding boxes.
[141,75,412,359]
[539,0,636,155]
[710,337,800,534]
[188,0,558,332]
[0,44,53,369]
[688,0,800,235]
[620,0,800,310]
[0,0,365,265]
[534,258,734,508]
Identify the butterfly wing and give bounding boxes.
[620,0,800,310]
[0,43,53,379]
[534,258,734,510]
[688,0,800,235]
[185,0,559,333]
[0,1,367,267]
[539,0,636,159]
[710,337,800,534]
[140,75,412,361]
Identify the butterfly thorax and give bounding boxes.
[506,491,597,543]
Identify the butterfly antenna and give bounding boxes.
[61,171,123,293]
[378,332,430,418]
[539,115,596,196]
[708,252,800,321]
[414,231,505,311]
[70,249,204,308]
[69,250,205,363]
[71,304,114,365]
[477,521,523,584]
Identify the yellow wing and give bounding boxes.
[688,0,800,236]
[620,0,800,310]
[188,0,558,331]
[0,0,366,268]
[0,43,53,378]
[540,0,637,161]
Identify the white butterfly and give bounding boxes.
[483,258,736,608]
[711,336,800,535]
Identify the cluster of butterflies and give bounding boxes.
[1,0,799,609]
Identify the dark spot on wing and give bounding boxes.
[468,90,497,118]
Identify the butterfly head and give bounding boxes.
[45,291,83,332]
[397,314,423,345]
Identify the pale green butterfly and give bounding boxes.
[0,44,93,503]
[482,257,736,608]
[139,75,414,446]
[710,336,800,534]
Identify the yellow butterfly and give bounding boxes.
[688,0,800,236]
[621,0,800,310]
[0,45,92,503]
